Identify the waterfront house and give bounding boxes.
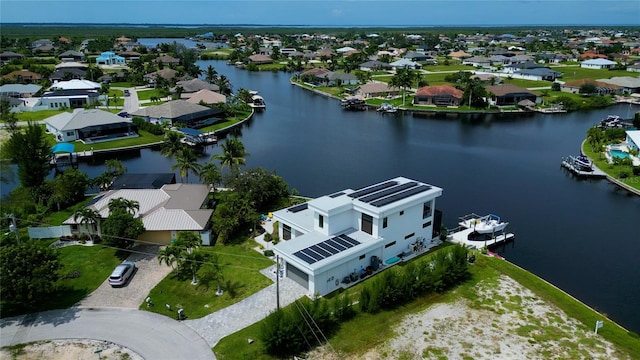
[626,131,640,152]
[486,84,538,106]
[581,58,617,69]
[64,183,214,246]
[130,100,222,128]
[96,51,126,66]
[272,176,443,296]
[246,54,273,65]
[144,68,179,85]
[597,77,640,94]
[320,72,359,86]
[413,85,464,107]
[45,108,137,143]
[561,79,623,95]
[354,82,400,99]
[1,70,42,83]
[154,55,180,65]
[185,89,226,105]
[175,78,220,94]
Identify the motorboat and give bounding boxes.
[571,155,593,172]
[459,214,508,234]
[249,94,266,109]
[377,102,398,113]
[599,115,622,129]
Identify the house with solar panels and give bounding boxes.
[272,177,443,296]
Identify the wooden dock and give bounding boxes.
[561,158,607,178]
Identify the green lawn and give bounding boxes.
[137,89,167,101]
[199,110,252,132]
[582,141,640,191]
[143,242,274,319]
[423,64,472,72]
[214,250,640,359]
[505,78,551,89]
[45,129,164,152]
[552,65,633,81]
[14,109,70,122]
[110,82,134,88]
[0,244,120,318]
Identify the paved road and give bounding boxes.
[0,308,215,360]
[121,87,141,113]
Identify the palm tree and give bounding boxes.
[205,65,218,83]
[214,138,249,172]
[199,160,221,191]
[390,68,419,106]
[73,208,100,241]
[160,131,184,157]
[108,198,139,215]
[171,148,201,183]
[215,75,232,95]
[105,159,127,177]
[236,88,253,104]
[158,246,179,271]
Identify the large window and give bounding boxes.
[318,214,324,228]
[423,201,432,219]
[361,213,373,235]
[283,224,291,240]
[383,217,388,228]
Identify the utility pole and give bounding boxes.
[276,255,280,310]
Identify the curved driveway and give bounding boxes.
[0,308,215,360]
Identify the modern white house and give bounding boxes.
[272,177,443,296]
[580,58,617,69]
[45,108,137,143]
[627,130,640,152]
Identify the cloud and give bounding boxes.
[331,8,344,17]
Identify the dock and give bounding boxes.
[447,226,515,249]
[561,158,607,178]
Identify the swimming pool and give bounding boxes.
[610,149,630,159]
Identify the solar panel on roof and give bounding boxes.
[288,203,308,213]
[338,234,361,246]
[358,182,417,203]
[371,185,431,207]
[329,192,345,198]
[325,238,347,250]
[310,245,332,258]
[333,236,355,249]
[317,241,339,255]
[348,181,398,198]
[301,248,324,261]
[294,251,317,264]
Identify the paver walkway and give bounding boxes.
[185,219,308,348]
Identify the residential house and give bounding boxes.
[175,78,220,94]
[462,56,492,68]
[96,51,126,66]
[320,72,359,86]
[626,131,640,152]
[110,173,176,190]
[0,84,42,98]
[358,60,392,72]
[49,79,100,91]
[581,58,617,69]
[118,51,141,61]
[514,67,562,81]
[389,59,422,70]
[403,51,430,62]
[246,54,273,64]
[58,50,85,62]
[597,77,640,94]
[272,176,443,296]
[130,100,222,128]
[561,79,623,95]
[64,183,214,246]
[154,55,180,65]
[144,68,179,85]
[30,39,53,49]
[0,51,25,62]
[1,70,42,83]
[627,63,640,73]
[413,85,464,107]
[448,51,472,60]
[45,108,137,143]
[50,67,87,82]
[355,82,400,98]
[486,84,538,106]
[38,89,101,109]
[185,89,226,105]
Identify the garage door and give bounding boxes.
[286,262,309,289]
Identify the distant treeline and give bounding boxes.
[2,23,639,39]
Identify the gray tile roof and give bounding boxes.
[46,109,132,131]
[130,100,214,120]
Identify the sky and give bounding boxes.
[0,0,639,27]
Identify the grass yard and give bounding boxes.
[199,109,252,132]
[552,65,633,81]
[423,64,472,72]
[142,243,274,319]
[109,82,134,88]
[44,129,164,152]
[0,244,120,318]
[13,109,70,122]
[214,249,640,359]
[505,78,551,89]
[582,141,640,191]
[137,88,168,101]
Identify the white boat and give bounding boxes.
[571,155,593,172]
[249,94,266,109]
[377,102,398,113]
[459,214,508,234]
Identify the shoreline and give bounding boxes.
[580,139,640,196]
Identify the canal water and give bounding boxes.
[5,59,640,332]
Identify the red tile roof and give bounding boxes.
[416,85,463,98]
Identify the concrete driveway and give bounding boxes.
[76,245,172,309]
[0,308,214,360]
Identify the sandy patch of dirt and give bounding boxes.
[308,275,628,360]
[0,339,142,360]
